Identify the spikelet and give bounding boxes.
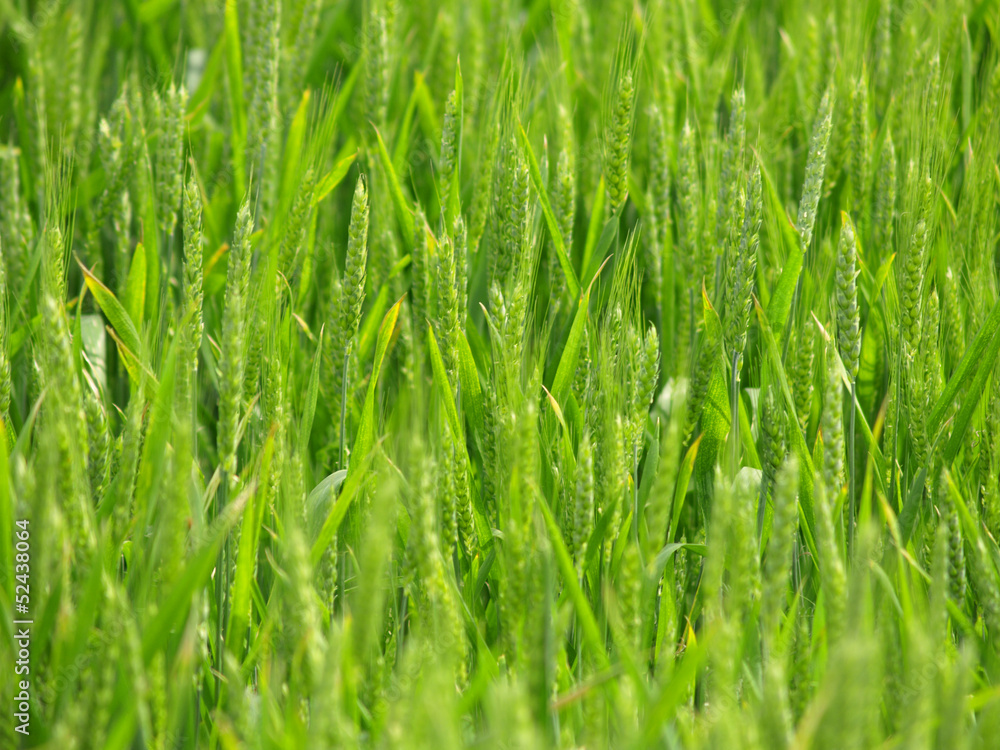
[646,103,670,299]
[850,72,871,223]
[724,166,761,367]
[278,165,317,283]
[763,455,798,648]
[761,388,787,511]
[717,87,746,252]
[454,213,468,318]
[685,315,720,442]
[797,84,834,252]
[494,137,529,291]
[327,175,370,462]
[873,128,896,260]
[790,319,815,438]
[616,537,641,649]
[282,523,326,686]
[573,430,595,574]
[39,294,94,557]
[0,145,34,290]
[340,176,370,343]
[602,415,627,562]
[929,520,951,646]
[182,178,204,389]
[901,175,933,354]
[218,198,254,481]
[363,3,391,129]
[821,343,846,496]
[552,106,575,302]
[93,91,134,291]
[156,83,187,236]
[921,289,944,409]
[938,472,967,606]
[942,266,965,373]
[411,208,432,327]
[439,86,461,211]
[875,0,892,109]
[83,379,110,500]
[835,212,861,380]
[497,268,530,385]
[434,226,460,383]
[815,476,846,645]
[637,324,660,441]
[676,117,701,368]
[42,218,66,306]
[246,0,281,215]
[801,15,822,121]
[113,387,145,539]
[410,448,467,678]
[605,67,635,214]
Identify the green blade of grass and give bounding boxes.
[350,296,403,477]
[311,444,379,567]
[140,486,249,663]
[123,242,146,329]
[941,317,1000,463]
[224,0,247,196]
[79,259,142,360]
[427,322,462,440]
[228,427,276,656]
[311,152,358,208]
[537,492,610,671]
[550,264,605,406]
[517,122,580,299]
[929,295,1000,437]
[278,90,312,217]
[754,298,820,563]
[581,175,607,279]
[373,126,416,250]
[299,326,324,450]
[669,435,701,544]
[758,152,803,338]
[458,330,484,436]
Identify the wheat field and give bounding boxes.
[2,0,1000,747]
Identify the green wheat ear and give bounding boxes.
[836,212,861,381]
[873,126,896,262]
[717,86,746,252]
[156,82,186,236]
[218,197,254,482]
[850,71,871,223]
[182,177,204,377]
[724,165,761,368]
[798,83,834,252]
[605,67,635,214]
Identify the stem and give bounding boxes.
[213,475,228,709]
[756,465,768,546]
[339,343,351,470]
[633,442,641,552]
[847,378,857,557]
[730,351,740,480]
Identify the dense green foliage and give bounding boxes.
[2,0,1000,747]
